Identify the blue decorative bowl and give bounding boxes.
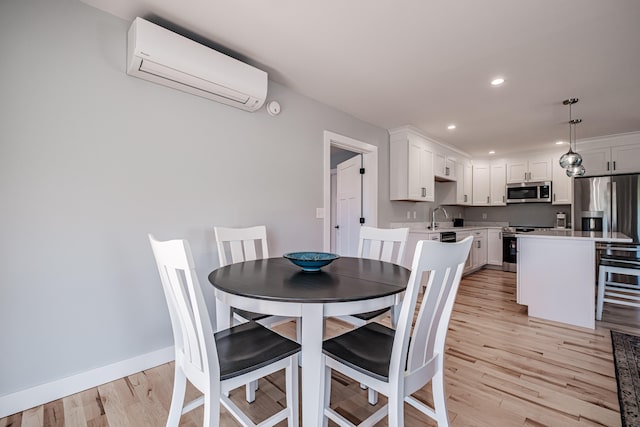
[283,252,339,272]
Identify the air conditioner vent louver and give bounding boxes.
[127,18,267,112]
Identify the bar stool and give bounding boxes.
[596,254,640,320]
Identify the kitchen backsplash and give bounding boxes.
[388,202,570,228]
[464,203,570,227]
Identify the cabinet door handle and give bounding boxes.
[487,196,490,203]
[607,161,610,171]
[464,194,468,202]
[477,240,481,248]
[422,187,426,197]
[553,193,556,202]
[613,161,616,171]
[502,195,505,203]
[445,166,450,176]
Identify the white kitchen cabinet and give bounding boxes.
[578,147,610,176]
[434,152,456,181]
[457,228,489,273]
[579,144,640,176]
[471,229,488,269]
[389,129,434,201]
[610,144,640,174]
[490,161,506,206]
[487,229,502,265]
[402,231,440,269]
[472,162,491,206]
[454,161,473,205]
[464,163,473,204]
[506,156,552,183]
[456,231,473,273]
[551,153,572,204]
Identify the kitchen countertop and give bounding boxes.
[390,221,507,234]
[407,225,503,234]
[516,229,632,243]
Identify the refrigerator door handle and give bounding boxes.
[611,181,617,234]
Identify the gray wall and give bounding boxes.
[0,0,393,396]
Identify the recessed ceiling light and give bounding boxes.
[489,150,496,154]
[555,140,565,145]
[447,124,456,130]
[491,77,505,86]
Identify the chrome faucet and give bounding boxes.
[431,206,448,230]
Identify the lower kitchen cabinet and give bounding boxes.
[456,231,474,273]
[487,229,502,265]
[403,228,495,275]
[457,229,488,273]
[402,231,440,269]
[471,229,488,269]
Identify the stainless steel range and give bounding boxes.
[502,226,551,272]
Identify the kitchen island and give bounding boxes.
[517,230,631,329]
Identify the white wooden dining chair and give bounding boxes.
[214,225,301,403]
[321,236,473,427]
[149,235,300,427]
[336,226,409,327]
[214,225,300,332]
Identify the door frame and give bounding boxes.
[323,131,378,252]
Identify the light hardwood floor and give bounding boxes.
[2,269,638,426]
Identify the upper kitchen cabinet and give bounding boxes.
[580,145,640,176]
[456,160,473,205]
[437,157,472,206]
[578,147,610,176]
[490,160,506,206]
[472,161,491,206]
[434,150,457,181]
[551,151,572,204]
[472,160,505,206]
[506,155,552,183]
[389,127,434,201]
[610,144,640,174]
[577,132,640,177]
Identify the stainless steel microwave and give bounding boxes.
[506,181,551,203]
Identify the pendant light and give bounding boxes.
[559,98,583,169]
[566,118,585,177]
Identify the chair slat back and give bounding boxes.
[389,237,473,382]
[357,226,409,265]
[214,226,269,267]
[149,235,219,386]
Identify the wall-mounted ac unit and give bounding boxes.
[127,17,267,112]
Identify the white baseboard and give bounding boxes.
[0,346,174,418]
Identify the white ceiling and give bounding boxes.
[81,0,640,157]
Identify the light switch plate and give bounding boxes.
[316,208,324,219]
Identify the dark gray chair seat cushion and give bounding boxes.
[232,308,270,321]
[215,321,300,381]
[352,308,390,321]
[322,322,395,382]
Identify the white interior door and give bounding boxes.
[336,155,362,256]
[330,171,337,253]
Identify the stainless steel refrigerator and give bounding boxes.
[573,173,640,244]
